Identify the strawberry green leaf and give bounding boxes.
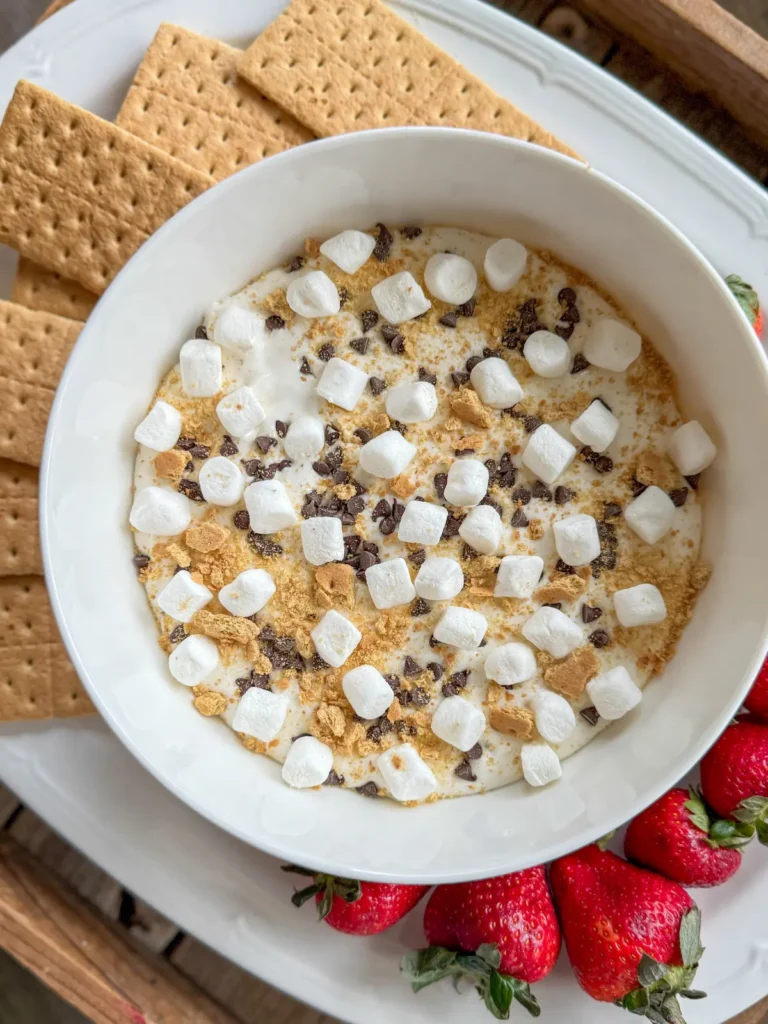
[755,819,768,846]
[637,955,668,987]
[511,980,541,1018]
[707,817,755,849]
[477,944,502,970]
[485,970,514,1019]
[595,830,616,851]
[281,864,315,877]
[401,946,459,993]
[289,882,322,909]
[679,990,706,1000]
[679,908,704,969]
[683,789,710,835]
[726,274,760,324]
[732,796,768,826]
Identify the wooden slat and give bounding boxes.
[0,784,20,828]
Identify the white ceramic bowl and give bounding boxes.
[42,128,768,883]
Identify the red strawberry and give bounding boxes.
[624,787,743,886]
[744,655,768,722]
[402,867,560,1019]
[283,865,428,935]
[700,718,768,843]
[726,273,763,337]
[550,844,705,1019]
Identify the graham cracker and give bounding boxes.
[0,81,211,295]
[0,576,94,720]
[12,258,97,321]
[0,460,41,576]
[0,300,82,467]
[115,24,313,182]
[237,0,577,158]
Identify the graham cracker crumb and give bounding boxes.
[165,542,191,569]
[264,289,295,326]
[489,705,535,739]
[528,518,545,540]
[245,644,273,675]
[315,563,356,609]
[305,237,321,259]
[192,609,260,645]
[239,734,267,754]
[455,433,484,451]
[536,575,587,604]
[193,689,228,717]
[153,448,187,482]
[544,646,599,699]
[334,482,357,500]
[634,450,678,490]
[391,474,415,498]
[448,388,493,429]
[185,520,229,553]
[316,702,346,738]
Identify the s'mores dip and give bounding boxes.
[129,225,714,805]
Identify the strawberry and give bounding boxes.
[744,655,768,722]
[726,273,763,338]
[550,844,705,1019]
[700,718,768,843]
[624,787,743,886]
[402,867,560,1019]
[283,865,428,935]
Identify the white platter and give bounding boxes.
[1,0,767,1021]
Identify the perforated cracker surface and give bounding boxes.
[0,459,40,576]
[12,257,97,321]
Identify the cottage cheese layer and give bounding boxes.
[130,225,713,805]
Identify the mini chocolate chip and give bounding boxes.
[184,460,194,473]
[480,496,503,516]
[380,324,400,342]
[404,655,421,676]
[219,435,238,457]
[555,559,576,575]
[427,661,443,681]
[603,501,622,518]
[320,426,337,448]
[482,346,500,359]
[686,474,700,490]
[266,315,285,331]
[369,376,387,396]
[410,687,429,707]
[589,629,610,648]
[338,287,349,308]
[324,769,345,786]
[385,674,401,693]
[317,342,335,362]
[168,624,186,645]
[434,473,448,499]
[367,724,383,743]
[286,255,305,272]
[498,470,517,489]
[312,460,330,476]
[242,458,261,476]
[531,481,552,501]
[256,436,277,453]
[407,549,426,569]
[455,760,477,782]
[544,602,562,610]
[501,330,520,351]
[429,635,442,649]
[133,553,150,570]
[188,444,210,459]
[455,444,475,456]
[373,222,393,261]
[356,781,379,798]
[595,455,614,474]
[397,689,413,706]
[354,427,372,444]
[560,304,581,324]
[194,324,208,339]
[580,706,600,727]
[299,356,312,376]
[248,532,283,557]
[457,297,476,317]
[524,416,542,433]
[439,312,459,328]
[462,544,477,560]
[558,287,577,305]
[669,488,688,507]
[176,436,196,451]
[466,743,483,761]
[391,500,405,523]
[310,653,328,670]
[372,499,391,519]
[630,477,648,497]
[333,469,350,485]
[390,334,406,355]
[512,487,531,505]
[465,355,482,372]
[362,540,379,554]
[450,370,470,387]
[570,353,590,375]
[350,337,369,354]
[357,551,376,572]
[582,604,603,624]
[346,495,365,515]
[236,671,271,696]
[178,479,204,502]
[581,446,599,465]
[556,322,575,341]
[379,516,396,535]
[401,225,422,239]
[233,509,250,530]
[411,598,431,617]
[361,309,378,333]
[510,508,529,528]
[418,366,438,385]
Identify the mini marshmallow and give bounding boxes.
[134,400,181,452]
[358,430,416,478]
[470,357,524,409]
[522,424,576,485]
[494,555,544,599]
[244,479,297,534]
[571,400,619,453]
[213,305,267,353]
[433,606,488,650]
[613,583,667,627]
[385,381,438,423]
[129,486,191,536]
[218,568,275,617]
[444,458,489,507]
[414,557,464,601]
[216,386,266,438]
[521,742,562,787]
[553,513,601,567]
[371,271,431,323]
[180,338,222,397]
[311,609,362,668]
[282,736,334,788]
[625,486,676,545]
[365,558,416,609]
[459,504,503,554]
[532,690,576,744]
[301,516,345,565]
[484,238,527,292]
[397,500,448,546]
[522,606,583,659]
[286,270,340,318]
[378,743,437,802]
[156,570,212,623]
[423,253,477,305]
[283,416,325,462]
[587,666,642,720]
[199,456,245,507]
[342,665,394,720]
[169,634,218,686]
[484,642,536,686]
[584,317,642,372]
[320,229,376,274]
[232,686,287,742]
[667,421,717,476]
[524,330,571,378]
[431,696,486,752]
[316,357,368,411]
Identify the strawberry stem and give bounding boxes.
[282,865,362,920]
[726,274,760,325]
[684,788,754,849]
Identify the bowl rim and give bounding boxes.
[41,126,768,881]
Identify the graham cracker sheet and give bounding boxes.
[237,0,578,157]
[0,576,94,720]
[12,257,97,322]
[0,459,41,577]
[0,80,212,295]
[115,23,314,182]
[0,300,82,467]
